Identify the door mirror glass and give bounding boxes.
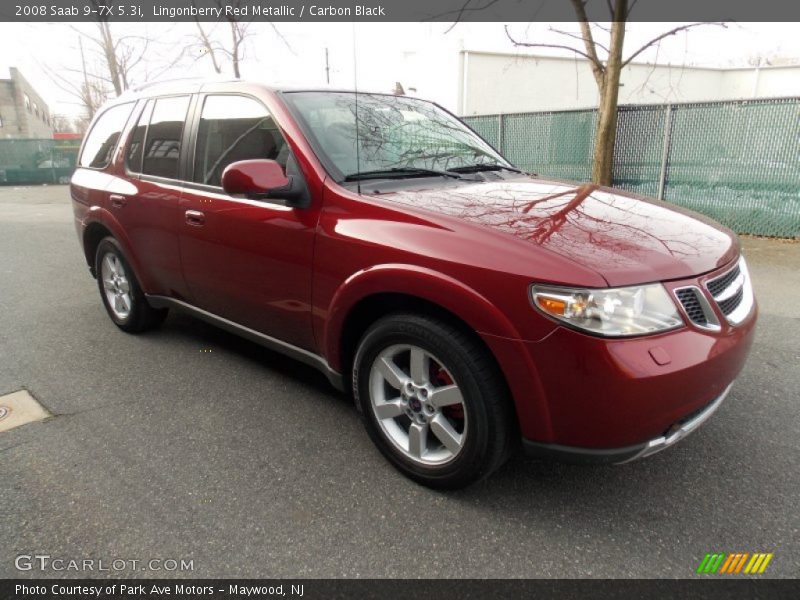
[221,159,290,198]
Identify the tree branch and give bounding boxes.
[194,19,222,74]
[268,23,294,54]
[549,27,610,55]
[441,0,502,34]
[569,0,606,86]
[504,26,603,67]
[622,22,725,68]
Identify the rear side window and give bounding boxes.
[142,96,191,179]
[79,103,134,169]
[193,95,289,187]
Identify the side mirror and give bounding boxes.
[221,159,306,206]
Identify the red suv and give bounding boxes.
[71,81,756,488]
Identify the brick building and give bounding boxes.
[0,68,54,139]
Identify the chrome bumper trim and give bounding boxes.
[615,383,732,464]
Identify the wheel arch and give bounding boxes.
[80,209,153,291]
[82,221,113,277]
[324,265,524,409]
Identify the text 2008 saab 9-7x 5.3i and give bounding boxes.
[71,80,756,489]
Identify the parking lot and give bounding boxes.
[0,184,798,578]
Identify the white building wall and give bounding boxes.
[459,51,800,115]
[752,66,800,98]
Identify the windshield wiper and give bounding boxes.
[344,167,465,182]
[449,163,524,174]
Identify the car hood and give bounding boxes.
[369,176,738,286]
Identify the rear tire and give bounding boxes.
[95,237,168,333]
[353,313,515,489]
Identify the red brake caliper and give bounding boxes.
[434,366,464,420]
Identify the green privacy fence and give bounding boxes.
[0,138,80,186]
[464,98,800,238]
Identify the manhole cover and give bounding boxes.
[0,406,8,421]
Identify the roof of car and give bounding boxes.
[118,78,387,99]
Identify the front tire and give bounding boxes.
[95,237,168,332]
[353,313,515,489]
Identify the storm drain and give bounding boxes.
[0,390,50,432]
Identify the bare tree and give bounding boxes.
[39,36,109,120]
[193,20,223,74]
[42,12,187,121]
[68,5,149,96]
[192,0,291,78]
[192,19,252,78]
[51,114,77,134]
[503,2,721,185]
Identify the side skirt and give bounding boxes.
[146,295,345,392]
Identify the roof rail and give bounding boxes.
[125,76,238,94]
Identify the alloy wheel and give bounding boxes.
[100,252,132,320]
[368,344,468,466]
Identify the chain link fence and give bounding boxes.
[3,100,799,237]
[465,98,800,238]
[0,139,80,186]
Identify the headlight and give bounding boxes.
[530,283,683,337]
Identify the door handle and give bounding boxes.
[109,194,127,208]
[185,209,206,226]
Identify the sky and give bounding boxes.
[1,21,799,118]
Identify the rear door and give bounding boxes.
[178,93,318,351]
[116,94,194,299]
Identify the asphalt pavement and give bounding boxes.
[0,185,798,578]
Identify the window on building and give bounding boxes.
[193,95,289,187]
[79,103,135,169]
[24,94,31,111]
[141,96,191,179]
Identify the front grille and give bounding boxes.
[675,288,708,326]
[707,264,741,297]
[717,285,744,315]
[674,258,752,330]
[706,261,748,318]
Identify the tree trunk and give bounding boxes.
[98,22,124,96]
[195,21,222,74]
[590,2,626,186]
[230,22,241,79]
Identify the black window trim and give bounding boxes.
[78,101,137,172]
[122,99,149,179]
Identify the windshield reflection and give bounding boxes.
[284,92,510,179]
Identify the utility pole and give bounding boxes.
[79,36,93,118]
[325,47,330,84]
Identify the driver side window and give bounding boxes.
[192,95,289,187]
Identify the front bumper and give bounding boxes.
[522,383,731,464]
[480,258,757,453]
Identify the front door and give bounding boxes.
[178,94,318,351]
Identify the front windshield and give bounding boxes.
[283,91,510,180]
